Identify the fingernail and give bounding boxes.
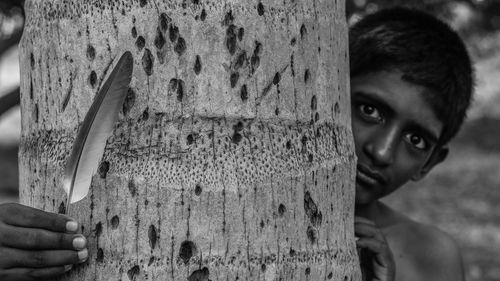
[73,236,86,250]
[64,265,73,272]
[78,249,88,262]
[66,221,78,233]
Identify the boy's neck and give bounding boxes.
[355,200,382,222]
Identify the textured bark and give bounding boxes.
[19,0,359,280]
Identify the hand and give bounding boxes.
[0,203,88,281]
[355,216,395,281]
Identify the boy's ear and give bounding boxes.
[411,146,449,181]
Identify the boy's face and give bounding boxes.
[350,70,448,205]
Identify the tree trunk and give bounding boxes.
[19,0,359,280]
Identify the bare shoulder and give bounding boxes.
[385,220,464,281]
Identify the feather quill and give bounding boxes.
[63,51,133,212]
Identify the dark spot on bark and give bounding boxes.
[96,248,104,263]
[187,134,194,145]
[142,49,154,76]
[328,272,333,279]
[304,191,322,226]
[123,88,136,115]
[154,27,166,49]
[148,225,157,249]
[139,0,147,7]
[226,25,237,55]
[131,26,137,38]
[255,41,263,54]
[240,84,248,101]
[135,36,145,51]
[278,204,286,217]
[194,55,202,75]
[230,72,239,88]
[260,220,265,228]
[304,69,310,83]
[176,79,185,102]
[223,10,234,26]
[128,179,137,196]
[179,240,197,264]
[33,104,38,123]
[86,45,96,61]
[300,23,307,39]
[175,37,187,55]
[95,222,102,237]
[257,2,265,16]
[306,226,318,244]
[290,37,296,46]
[275,108,280,115]
[273,72,280,85]
[234,121,244,132]
[200,9,207,21]
[30,53,35,69]
[127,265,140,281]
[250,54,259,73]
[238,27,244,41]
[98,161,110,179]
[261,264,266,271]
[159,13,170,32]
[188,267,209,281]
[142,108,149,121]
[169,78,178,91]
[234,51,246,70]
[311,95,317,110]
[305,267,311,275]
[289,248,296,256]
[111,215,120,229]
[315,112,319,122]
[89,71,97,88]
[232,133,242,144]
[195,184,202,195]
[286,140,291,150]
[148,256,155,266]
[58,202,66,214]
[169,25,179,42]
[304,191,317,218]
[301,135,308,148]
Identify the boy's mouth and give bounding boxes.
[356,164,387,187]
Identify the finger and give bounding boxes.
[0,203,78,233]
[0,223,86,250]
[354,216,376,225]
[0,248,87,269]
[355,223,385,240]
[356,237,387,254]
[0,265,73,281]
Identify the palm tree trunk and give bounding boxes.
[18,0,359,280]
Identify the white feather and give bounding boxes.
[63,51,133,206]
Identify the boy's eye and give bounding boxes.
[358,104,382,122]
[404,133,427,150]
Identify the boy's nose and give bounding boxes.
[364,127,398,167]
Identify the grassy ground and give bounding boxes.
[1,118,499,280]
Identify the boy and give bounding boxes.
[350,7,473,281]
[0,7,473,281]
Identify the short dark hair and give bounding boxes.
[349,7,474,145]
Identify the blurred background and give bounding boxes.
[0,1,499,280]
